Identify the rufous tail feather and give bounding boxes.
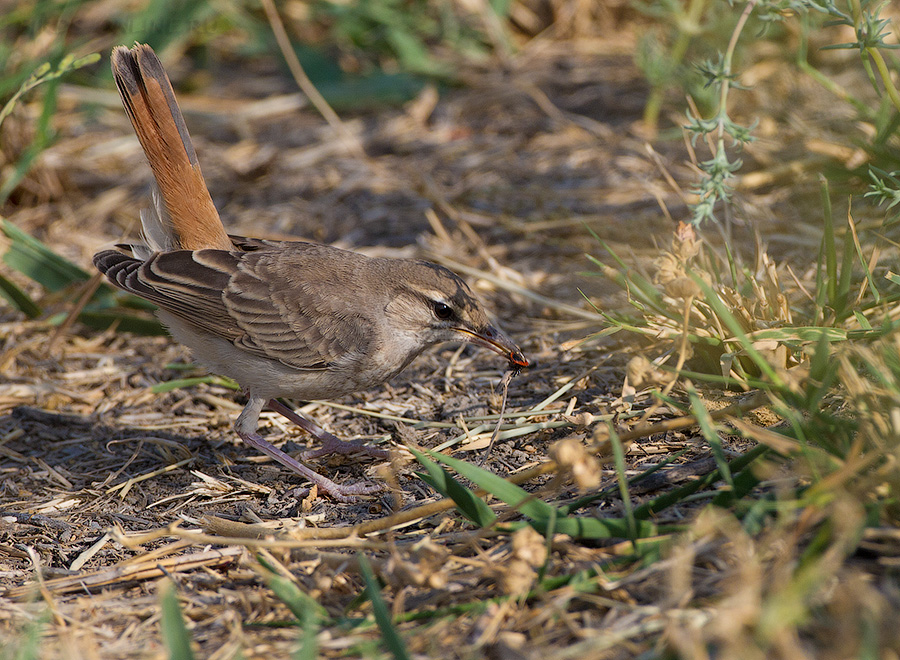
[111,44,232,251]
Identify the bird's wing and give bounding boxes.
[93,246,374,371]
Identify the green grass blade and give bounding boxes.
[807,332,832,396]
[386,28,440,76]
[358,554,411,660]
[317,72,426,110]
[0,271,41,317]
[849,216,881,306]
[798,332,843,418]
[424,450,658,539]
[159,579,195,660]
[692,275,783,386]
[836,221,856,318]
[536,508,556,581]
[529,515,658,540]
[587,235,668,313]
[0,52,99,204]
[559,448,691,515]
[425,450,556,521]
[119,0,213,55]
[689,389,734,488]
[293,608,319,660]
[151,376,239,394]
[410,447,496,526]
[634,444,770,520]
[73,310,166,335]
[586,247,669,317]
[722,239,739,288]
[711,463,762,510]
[821,177,837,305]
[258,556,327,623]
[739,326,847,342]
[608,424,638,542]
[0,80,57,205]
[814,231,827,326]
[257,557,324,660]
[1,219,92,291]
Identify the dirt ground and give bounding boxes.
[0,26,878,659]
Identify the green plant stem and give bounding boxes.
[0,53,98,129]
[848,0,900,113]
[716,0,755,143]
[867,47,900,113]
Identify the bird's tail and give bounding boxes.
[111,43,232,252]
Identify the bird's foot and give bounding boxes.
[237,429,383,502]
[266,399,391,461]
[299,434,390,461]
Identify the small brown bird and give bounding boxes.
[94,44,527,500]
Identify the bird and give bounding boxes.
[93,44,528,501]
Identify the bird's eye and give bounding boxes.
[432,301,454,320]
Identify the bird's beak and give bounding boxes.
[455,325,529,368]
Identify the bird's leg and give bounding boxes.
[266,399,391,460]
[235,398,383,501]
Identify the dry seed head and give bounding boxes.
[511,526,547,568]
[664,276,703,300]
[498,559,537,596]
[626,355,668,388]
[550,437,601,490]
[654,252,683,286]
[382,555,446,589]
[673,220,700,260]
[562,411,595,430]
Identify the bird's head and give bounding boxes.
[384,260,528,369]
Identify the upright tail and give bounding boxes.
[111,44,232,252]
